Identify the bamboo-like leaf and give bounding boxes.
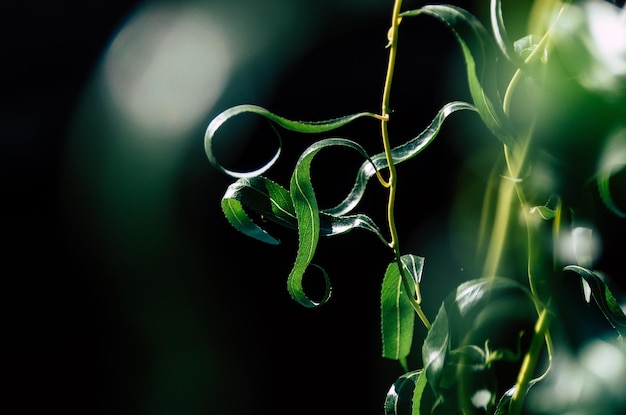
[402,6,517,153]
[204,104,380,178]
[221,176,386,245]
[564,265,626,338]
[221,197,281,245]
[321,213,386,241]
[489,0,520,66]
[286,138,378,307]
[384,370,428,415]
[326,101,476,216]
[221,176,297,244]
[381,255,424,361]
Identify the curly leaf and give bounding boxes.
[221,197,281,245]
[221,176,296,244]
[402,6,517,153]
[222,176,386,245]
[286,138,378,307]
[384,370,428,415]
[381,255,424,361]
[529,194,560,220]
[596,127,626,218]
[321,213,386,241]
[490,0,515,63]
[205,104,380,178]
[564,265,626,338]
[326,101,476,216]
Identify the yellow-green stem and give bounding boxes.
[509,305,553,415]
[380,0,430,329]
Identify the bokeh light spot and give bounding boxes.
[103,3,232,139]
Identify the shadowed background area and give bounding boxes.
[4,1,625,414]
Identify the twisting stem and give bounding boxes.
[381,0,430,329]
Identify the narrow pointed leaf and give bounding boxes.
[326,101,476,216]
[384,370,428,415]
[221,176,386,245]
[564,265,626,338]
[596,128,626,218]
[402,6,517,152]
[381,255,424,360]
[320,212,386,242]
[205,104,379,178]
[221,197,281,245]
[221,176,297,243]
[422,302,450,398]
[287,138,377,307]
[490,0,523,66]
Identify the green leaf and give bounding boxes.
[221,176,297,245]
[596,127,626,218]
[564,265,626,338]
[529,194,560,220]
[286,138,379,307]
[422,302,450,399]
[204,104,380,178]
[326,101,476,216]
[220,176,386,245]
[422,278,536,412]
[490,0,517,64]
[384,370,429,415]
[402,6,518,153]
[381,255,424,361]
[221,197,281,245]
[493,386,516,415]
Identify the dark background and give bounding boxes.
[3,1,624,415]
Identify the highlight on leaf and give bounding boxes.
[204,104,381,178]
[401,5,518,153]
[564,265,626,339]
[381,255,425,363]
[326,101,476,216]
[384,369,428,415]
[286,138,385,308]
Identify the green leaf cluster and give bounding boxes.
[203,0,626,414]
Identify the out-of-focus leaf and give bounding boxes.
[490,0,516,64]
[286,138,379,307]
[204,104,380,178]
[564,265,626,338]
[550,0,626,100]
[529,195,560,220]
[326,101,476,216]
[449,345,498,413]
[402,6,518,153]
[221,176,296,245]
[494,386,516,415]
[384,370,428,415]
[422,303,450,401]
[381,255,424,360]
[423,278,536,413]
[596,126,626,218]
